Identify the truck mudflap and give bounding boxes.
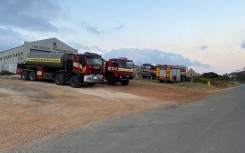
[16,68,22,75]
[84,74,104,83]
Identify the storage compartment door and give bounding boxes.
[160,69,166,77]
[176,69,181,81]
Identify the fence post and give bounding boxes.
[207,80,211,87]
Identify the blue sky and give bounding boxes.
[0,0,245,74]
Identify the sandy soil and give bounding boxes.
[0,78,217,152]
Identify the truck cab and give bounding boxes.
[104,57,134,85]
[72,52,103,85]
[141,63,156,80]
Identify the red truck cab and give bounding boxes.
[141,63,156,80]
[103,57,134,85]
[72,52,103,84]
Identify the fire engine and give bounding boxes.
[17,52,104,88]
[103,57,134,85]
[141,63,156,79]
[156,65,186,83]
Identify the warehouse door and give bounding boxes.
[8,64,17,74]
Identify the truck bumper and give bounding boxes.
[84,74,104,83]
[119,75,134,80]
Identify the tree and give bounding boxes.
[229,71,245,82]
[237,71,245,81]
[201,72,220,79]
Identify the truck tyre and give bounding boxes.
[70,76,81,88]
[87,83,96,86]
[55,73,65,85]
[108,75,116,85]
[29,71,37,81]
[172,77,176,83]
[152,75,156,80]
[181,76,185,82]
[120,80,129,86]
[21,71,29,80]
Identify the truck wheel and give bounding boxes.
[120,80,129,86]
[181,76,185,82]
[70,76,81,88]
[55,73,65,85]
[29,71,37,81]
[87,83,96,86]
[21,71,29,80]
[108,75,116,85]
[152,75,156,80]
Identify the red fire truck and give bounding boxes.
[141,63,156,79]
[17,52,104,88]
[103,57,134,85]
[156,65,186,83]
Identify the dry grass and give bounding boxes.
[0,78,218,152]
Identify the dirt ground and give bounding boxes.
[0,78,217,152]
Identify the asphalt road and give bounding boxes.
[19,85,245,153]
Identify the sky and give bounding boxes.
[0,0,245,74]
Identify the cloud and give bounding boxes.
[103,48,211,68]
[68,41,107,54]
[81,21,124,35]
[113,22,124,30]
[0,28,23,51]
[0,0,63,31]
[192,60,210,68]
[241,40,245,49]
[82,22,100,35]
[199,45,208,50]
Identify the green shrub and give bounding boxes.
[187,75,237,88]
[0,71,15,75]
[185,77,192,82]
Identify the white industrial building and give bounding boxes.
[0,38,77,73]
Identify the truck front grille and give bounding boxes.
[90,68,101,74]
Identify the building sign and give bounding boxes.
[31,45,76,53]
[53,48,75,53]
[31,45,51,51]
[18,56,24,61]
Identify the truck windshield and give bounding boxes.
[142,64,151,69]
[86,57,102,66]
[119,60,133,69]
